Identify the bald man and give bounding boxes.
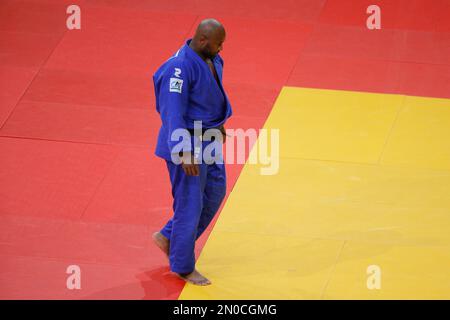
[151,19,232,285]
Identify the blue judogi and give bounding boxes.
[153,39,232,274]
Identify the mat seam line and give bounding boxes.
[283,0,327,85]
[377,95,406,164]
[0,29,68,131]
[0,135,151,148]
[320,240,347,299]
[78,149,122,220]
[0,252,152,269]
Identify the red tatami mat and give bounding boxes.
[43,7,197,77]
[22,68,153,110]
[318,0,450,32]
[0,66,38,127]
[0,100,159,146]
[1,0,450,299]
[86,0,327,23]
[0,137,120,219]
[0,0,69,35]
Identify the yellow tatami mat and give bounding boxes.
[180,87,450,299]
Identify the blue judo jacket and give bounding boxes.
[153,39,233,160]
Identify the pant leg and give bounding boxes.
[160,161,189,239]
[196,162,226,240]
[160,160,207,274]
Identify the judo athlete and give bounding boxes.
[151,19,232,286]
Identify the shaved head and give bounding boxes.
[190,18,226,60]
[194,18,225,40]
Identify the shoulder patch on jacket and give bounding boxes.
[169,77,183,93]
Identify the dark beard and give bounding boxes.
[203,46,216,59]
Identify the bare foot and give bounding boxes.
[176,269,211,286]
[152,232,169,258]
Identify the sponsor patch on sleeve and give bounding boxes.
[169,78,183,93]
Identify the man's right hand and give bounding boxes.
[181,152,199,176]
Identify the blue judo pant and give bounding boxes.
[160,158,226,274]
